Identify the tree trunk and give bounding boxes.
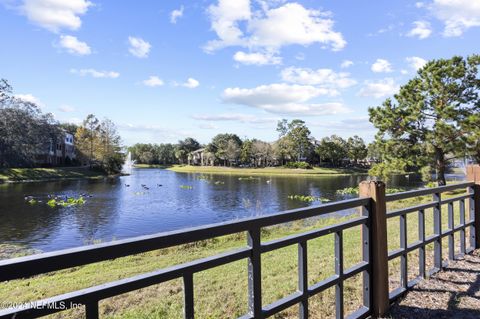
[435,147,447,186]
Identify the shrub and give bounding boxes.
[284,161,312,169]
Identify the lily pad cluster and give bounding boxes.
[336,187,405,196]
[238,176,260,181]
[287,195,331,203]
[47,196,86,207]
[180,185,193,190]
[25,195,87,207]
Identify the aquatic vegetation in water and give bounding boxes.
[180,185,193,189]
[214,181,225,185]
[196,175,211,181]
[288,195,331,203]
[336,187,359,195]
[336,187,406,196]
[47,196,86,207]
[238,176,260,181]
[27,198,38,205]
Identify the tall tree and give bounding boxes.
[276,119,312,162]
[175,137,201,164]
[316,135,347,167]
[369,55,480,185]
[0,79,61,167]
[346,136,368,164]
[75,115,123,173]
[208,133,242,166]
[75,114,100,166]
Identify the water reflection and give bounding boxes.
[0,168,446,252]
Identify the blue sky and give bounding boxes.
[1,0,479,146]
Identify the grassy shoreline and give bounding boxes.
[166,164,367,176]
[0,167,108,183]
[0,190,468,318]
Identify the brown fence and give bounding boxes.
[1,165,479,319]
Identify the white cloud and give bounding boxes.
[192,113,277,124]
[205,0,251,50]
[371,59,393,73]
[406,56,427,71]
[205,1,346,61]
[280,67,357,91]
[358,78,399,99]
[222,83,350,116]
[340,60,354,68]
[233,51,281,65]
[59,35,91,55]
[142,76,164,87]
[407,21,432,39]
[415,2,425,8]
[401,69,409,75]
[128,36,151,58]
[429,0,480,37]
[14,93,45,107]
[182,78,200,88]
[21,0,92,33]
[70,68,120,78]
[170,5,184,24]
[58,104,75,112]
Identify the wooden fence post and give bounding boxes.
[466,165,480,249]
[359,181,389,317]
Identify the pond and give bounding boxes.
[0,168,454,253]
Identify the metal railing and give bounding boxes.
[0,197,372,319]
[1,168,480,319]
[385,182,476,301]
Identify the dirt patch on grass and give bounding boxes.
[388,250,480,319]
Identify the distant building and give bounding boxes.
[35,132,76,166]
[188,148,215,166]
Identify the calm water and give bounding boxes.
[0,168,431,252]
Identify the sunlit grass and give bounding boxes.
[167,164,367,176]
[0,167,106,183]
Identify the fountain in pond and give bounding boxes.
[122,152,136,175]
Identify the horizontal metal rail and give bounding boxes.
[261,216,368,253]
[385,182,474,202]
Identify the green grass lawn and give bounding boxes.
[167,165,367,176]
[0,188,472,318]
[0,167,107,183]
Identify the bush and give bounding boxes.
[368,159,408,180]
[420,165,433,182]
[284,161,312,169]
[102,154,125,175]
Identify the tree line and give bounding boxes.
[128,124,369,169]
[0,79,124,174]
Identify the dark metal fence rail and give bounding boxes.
[0,197,371,319]
[385,181,475,301]
[1,173,480,319]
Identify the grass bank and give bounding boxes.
[0,189,468,318]
[168,165,367,176]
[0,167,107,183]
